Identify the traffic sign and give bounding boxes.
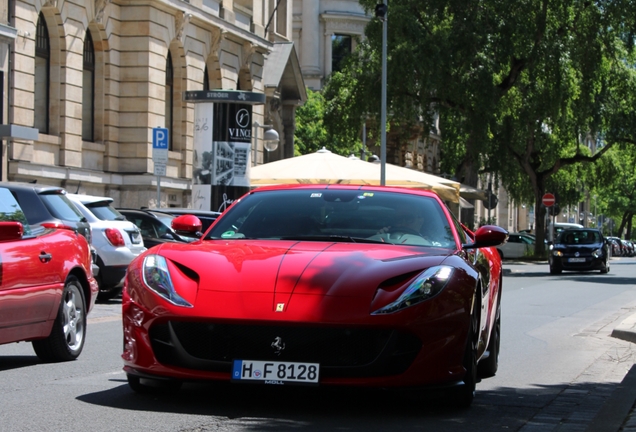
[154,163,166,176]
[542,193,556,207]
[152,127,169,165]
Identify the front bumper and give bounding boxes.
[552,255,606,271]
[121,291,472,388]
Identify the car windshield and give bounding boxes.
[559,230,602,245]
[206,189,456,248]
[85,201,126,221]
[150,211,176,229]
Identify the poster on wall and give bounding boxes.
[192,103,213,210]
[212,103,252,187]
[185,90,266,212]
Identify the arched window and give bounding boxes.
[35,13,50,134]
[165,52,173,151]
[82,31,95,141]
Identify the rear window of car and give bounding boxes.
[39,192,85,222]
[0,187,32,236]
[85,201,126,221]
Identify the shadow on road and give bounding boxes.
[503,270,636,285]
[73,375,631,432]
[0,355,41,372]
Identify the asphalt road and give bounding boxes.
[1,257,635,431]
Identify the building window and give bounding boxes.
[35,13,50,134]
[275,0,287,37]
[82,31,95,142]
[332,34,352,73]
[165,52,173,151]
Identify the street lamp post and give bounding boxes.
[252,121,280,166]
[375,2,388,185]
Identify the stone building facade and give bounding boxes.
[1,0,306,208]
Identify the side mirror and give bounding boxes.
[0,221,25,242]
[172,214,203,236]
[463,225,508,249]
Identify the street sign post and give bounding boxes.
[542,193,556,207]
[152,127,169,207]
[542,193,556,242]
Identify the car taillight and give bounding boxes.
[105,228,126,247]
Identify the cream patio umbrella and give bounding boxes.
[250,148,460,203]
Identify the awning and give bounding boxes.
[460,184,488,201]
[263,42,307,104]
[459,197,474,209]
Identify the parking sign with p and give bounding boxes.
[152,127,169,164]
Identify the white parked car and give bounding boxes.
[496,232,535,259]
[68,194,146,300]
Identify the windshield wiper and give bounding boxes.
[279,235,388,244]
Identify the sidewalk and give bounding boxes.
[502,259,636,431]
[584,315,636,432]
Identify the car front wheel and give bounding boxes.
[549,265,562,275]
[32,276,86,362]
[454,293,480,409]
[478,289,501,379]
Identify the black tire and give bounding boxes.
[478,292,501,379]
[600,260,610,274]
[455,294,479,409]
[32,276,86,362]
[97,285,123,302]
[127,374,182,394]
[549,265,562,275]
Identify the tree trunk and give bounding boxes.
[618,210,630,239]
[455,136,480,230]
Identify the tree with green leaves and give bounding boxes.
[322,0,636,255]
[588,146,636,239]
[294,88,362,157]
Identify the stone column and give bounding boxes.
[324,30,332,77]
[300,0,320,76]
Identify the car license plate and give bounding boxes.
[232,360,319,385]
[568,257,586,263]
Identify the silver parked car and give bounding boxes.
[68,194,146,301]
[496,232,535,259]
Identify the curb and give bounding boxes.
[612,314,636,345]
[585,363,636,432]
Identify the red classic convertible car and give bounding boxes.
[122,185,507,407]
[0,186,98,361]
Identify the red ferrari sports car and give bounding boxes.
[122,185,507,407]
[0,186,98,362]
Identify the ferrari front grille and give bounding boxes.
[149,321,421,378]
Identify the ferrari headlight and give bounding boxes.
[592,248,603,258]
[142,254,192,307]
[552,250,563,257]
[372,266,454,315]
